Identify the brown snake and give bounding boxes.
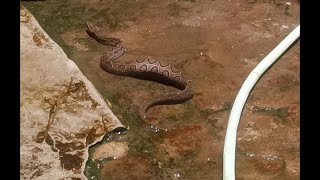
[86,22,194,131]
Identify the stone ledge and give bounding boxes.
[20,6,126,180]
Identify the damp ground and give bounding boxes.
[22,0,300,179]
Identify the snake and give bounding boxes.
[86,22,194,131]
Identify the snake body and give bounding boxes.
[86,22,194,130]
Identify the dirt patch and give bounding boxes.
[22,0,300,179]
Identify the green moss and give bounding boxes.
[272,107,289,120]
[84,158,102,180]
[252,106,289,121]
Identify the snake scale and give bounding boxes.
[86,22,194,131]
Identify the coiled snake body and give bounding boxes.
[86,22,194,131]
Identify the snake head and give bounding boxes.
[86,22,98,33]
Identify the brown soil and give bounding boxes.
[23,0,300,179]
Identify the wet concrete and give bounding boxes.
[22,0,300,179]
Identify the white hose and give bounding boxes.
[223,25,300,180]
